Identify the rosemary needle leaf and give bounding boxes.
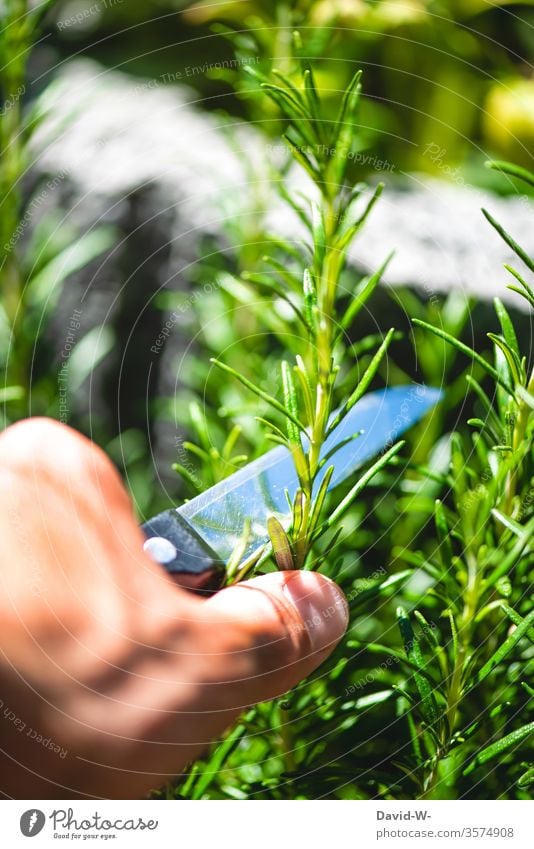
[397,607,441,727]
[210,358,307,435]
[469,610,534,689]
[412,318,515,396]
[327,328,395,436]
[282,360,301,444]
[339,252,394,333]
[267,516,294,571]
[463,722,534,776]
[494,297,520,358]
[486,159,534,189]
[482,208,534,274]
[323,440,405,530]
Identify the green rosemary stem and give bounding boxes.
[445,569,478,736]
[422,600,478,799]
[312,195,341,427]
[240,61,381,572]
[294,193,342,557]
[321,192,340,325]
[279,706,297,773]
[423,365,533,799]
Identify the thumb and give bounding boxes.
[202,570,349,709]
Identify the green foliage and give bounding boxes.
[389,161,534,799]
[0,0,115,425]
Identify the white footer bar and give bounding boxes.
[2,799,532,848]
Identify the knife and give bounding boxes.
[141,384,441,594]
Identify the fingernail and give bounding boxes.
[282,571,349,653]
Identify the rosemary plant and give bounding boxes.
[209,50,402,576]
[169,50,532,794]
[171,155,533,802]
[387,160,534,799]
[168,46,428,799]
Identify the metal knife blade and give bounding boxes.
[142,384,441,592]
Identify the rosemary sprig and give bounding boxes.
[403,160,534,800]
[210,49,399,573]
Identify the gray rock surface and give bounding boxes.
[350,176,533,306]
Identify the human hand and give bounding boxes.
[0,419,348,799]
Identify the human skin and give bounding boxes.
[0,418,348,799]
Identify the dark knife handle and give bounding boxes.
[141,510,226,595]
